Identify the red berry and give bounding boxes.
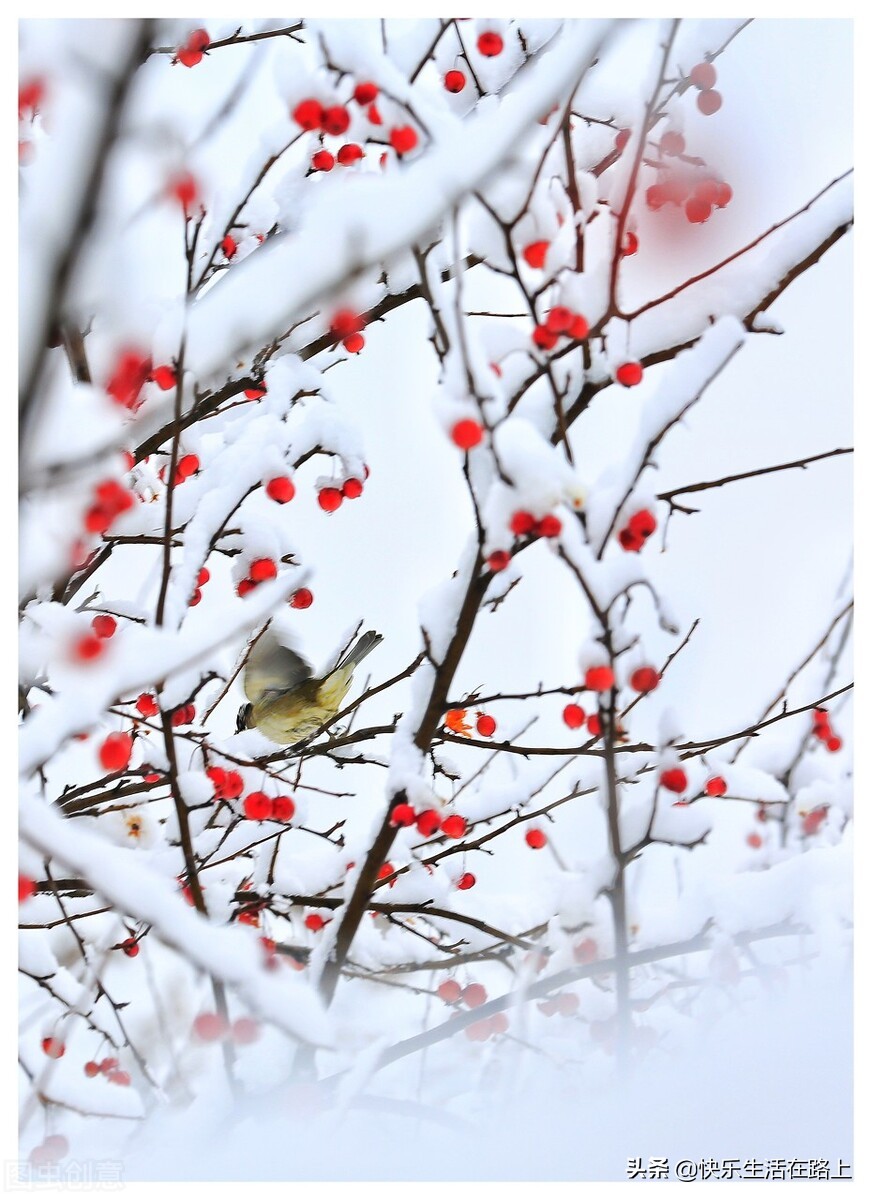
[587,713,601,736]
[451,419,484,451]
[622,231,639,256]
[628,509,656,539]
[84,1060,100,1077]
[376,862,396,885]
[522,241,549,269]
[121,938,139,957]
[290,588,314,609]
[343,332,365,354]
[476,713,496,738]
[615,362,643,387]
[509,510,536,536]
[568,313,590,340]
[660,767,688,794]
[697,89,722,116]
[177,453,199,478]
[318,487,343,512]
[618,527,645,553]
[441,814,467,839]
[91,614,117,639]
[660,130,685,156]
[106,350,151,409]
[353,81,378,105]
[271,795,296,822]
[293,98,323,130]
[630,666,659,694]
[108,1070,131,1086]
[826,736,843,753]
[206,766,227,797]
[99,732,132,773]
[705,776,727,797]
[266,476,295,503]
[193,1012,227,1042]
[536,514,562,538]
[342,478,363,500]
[444,70,466,93]
[368,104,383,126]
[714,182,733,208]
[197,567,210,587]
[330,309,364,339]
[237,579,256,597]
[646,184,667,211]
[532,324,558,351]
[490,1012,509,1035]
[574,937,598,964]
[585,665,615,692]
[177,46,204,68]
[99,1057,119,1074]
[337,143,363,166]
[563,703,585,729]
[463,982,487,1008]
[232,1017,260,1044]
[151,364,177,390]
[243,792,272,821]
[465,1018,492,1042]
[389,125,418,155]
[18,78,46,119]
[487,549,511,572]
[437,979,463,1003]
[416,809,442,838]
[545,306,573,335]
[304,913,326,932]
[312,149,335,172]
[477,31,504,56]
[390,803,417,827]
[170,704,193,727]
[19,873,36,903]
[689,62,717,91]
[221,234,237,259]
[457,872,476,890]
[244,385,267,400]
[42,1036,65,1059]
[802,808,828,836]
[747,832,763,849]
[249,557,277,582]
[525,828,547,850]
[685,196,712,224]
[169,171,199,211]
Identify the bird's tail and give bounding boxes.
[236,702,253,733]
[335,630,383,672]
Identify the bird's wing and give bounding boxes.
[243,628,313,705]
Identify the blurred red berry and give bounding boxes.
[91,614,117,639]
[537,514,562,538]
[487,549,511,572]
[19,874,36,903]
[463,982,487,1007]
[99,733,132,773]
[193,1012,227,1041]
[293,98,323,129]
[689,62,717,90]
[585,665,614,692]
[290,588,314,609]
[441,814,467,839]
[451,419,484,450]
[389,125,418,154]
[353,81,378,105]
[660,767,688,794]
[630,666,659,694]
[509,510,536,536]
[660,130,685,156]
[438,980,462,1003]
[390,803,417,827]
[705,776,727,797]
[615,362,643,387]
[416,809,442,838]
[477,31,503,56]
[337,143,364,165]
[249,558,276,582]
[444,70,466,93]
[525,828,547,849]
[151,364,177,390]
[522,241,549,269]
[271,795,296,822]
[221,234,237,258]
[697,89,723,116]
[563,703,585,729]
[343,332,365,354]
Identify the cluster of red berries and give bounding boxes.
[106,349,151,410]
[647,171,733,225]
[329,308,366,354]
[532,306,589,352]
[539,992,580,1017]
[241,791,296,822]
[487,509,563,571]
[175,27,210,68]
[193,1012,260,1044]
[311,143,365,172]
[689,60,722,115]
[236,556,278,597]
[318,475,366,512]
[206,766,245,799]
[390,804,468,840]
[437,979,487,1006]
[171,703,196,727]
[811,708,842,753]
[618,508,657,551]
[82,1055,130,1085]
[188,566,210,607]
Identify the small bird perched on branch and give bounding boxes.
[236,626,383,745]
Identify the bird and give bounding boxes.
[236,625,383,745]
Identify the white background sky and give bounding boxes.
[8,4,867,1194]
